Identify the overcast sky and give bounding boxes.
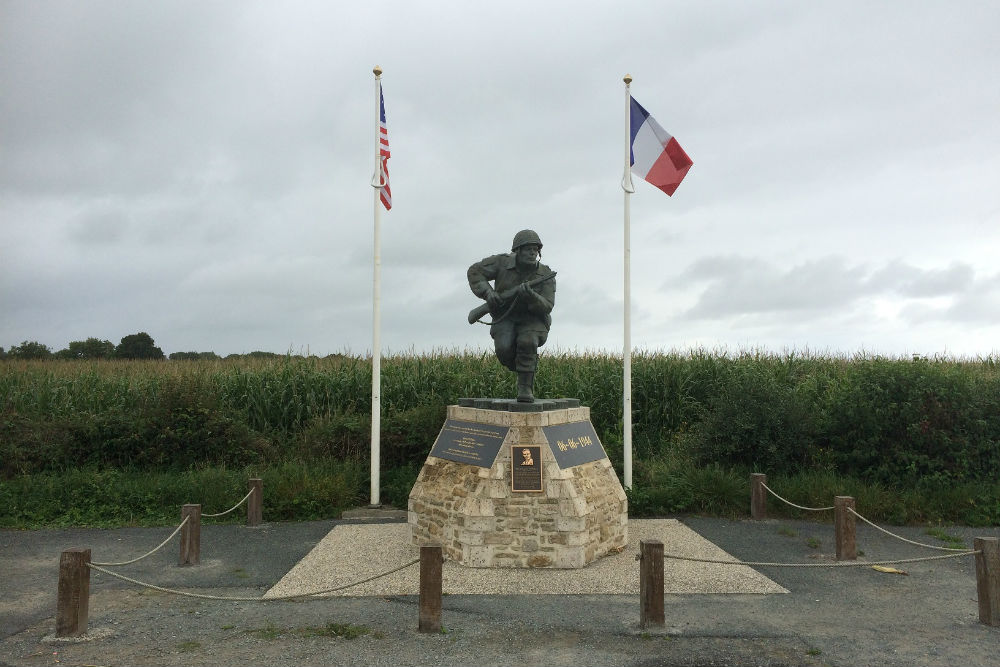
[2,1,998,358]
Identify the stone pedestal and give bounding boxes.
[408,401,628,568]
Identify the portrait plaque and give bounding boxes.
[428,419,509,468]
[543,421,608,469]
[511,445,543,493]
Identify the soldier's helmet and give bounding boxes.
[511,229,543,252]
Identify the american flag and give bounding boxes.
[378,84,391,210]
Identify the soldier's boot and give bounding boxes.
[516,372,535,403]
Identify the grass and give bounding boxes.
[0,461,365,528]
[248,623,283,640]
[924,527,966,548]
[299,623,374,640]
[628,455,999,526]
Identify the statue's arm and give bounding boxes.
[467,255,500,300]
[524,275,555,314]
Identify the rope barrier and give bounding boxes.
[660,550,979,568]
[87,557,421,602]
[91,516,190,567]
[847,507,972,552]
[760,482,834,512]
[203,488,255,518]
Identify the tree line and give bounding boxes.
[3,333,184,361]
[0,334,304,361]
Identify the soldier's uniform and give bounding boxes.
[468,230,556,401]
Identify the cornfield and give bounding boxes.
[2,350,1000,486]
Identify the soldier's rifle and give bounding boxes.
[467,271,557,325]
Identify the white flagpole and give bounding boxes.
[369,65,384,507]
[622,74,635,490]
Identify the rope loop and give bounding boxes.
[92,515,190,567]
[203,488,256,518]
[846,507,973,552]
[660,550,979,568]
[760,482,835,512]
[87,557,421,602]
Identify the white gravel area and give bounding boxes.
[263,519,787,598]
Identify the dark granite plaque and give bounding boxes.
[428,419,509,468]
[511,445,543,492]
[544,421,608,469]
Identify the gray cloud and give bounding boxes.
[2,2,999,357]
[869,260,976,298]
[676,256,983,321]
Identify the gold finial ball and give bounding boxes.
[623,73,633,84]
[373,65,383,77]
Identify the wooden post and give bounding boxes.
[750,473,767,520]
[248,478,263,527]
[834,496,856,561]
[639,539,665,628]
[975,537,999,626]
[56,548,91,637]
[418,545,442,633]
[179,504,201,566]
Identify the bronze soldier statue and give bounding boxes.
[468,229,556,402]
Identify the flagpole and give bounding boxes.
[622,73,635,490]
[369,65,384,507]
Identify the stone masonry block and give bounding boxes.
[464,516,496,532]
[410,405,627,568]
[555,515,587,532]
[527,554,553,568]
[560,482,578,499]
[465,545,494,567]
[547,464,574,480]
[521,413,544,427]
[554,546,586,569]
[559,498,589,517]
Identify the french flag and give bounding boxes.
[629,97,692,197]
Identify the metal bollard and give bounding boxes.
[179,504,201,566]
[834,496,857,561]
[638,539,665,628]
[750,473,767,520]
[56,548,91,637]
[248,478,263,527]
[418,545,442,633]
[975,537,999,626]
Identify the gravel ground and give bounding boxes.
[264,519,786,598]
[1,516,997,666]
